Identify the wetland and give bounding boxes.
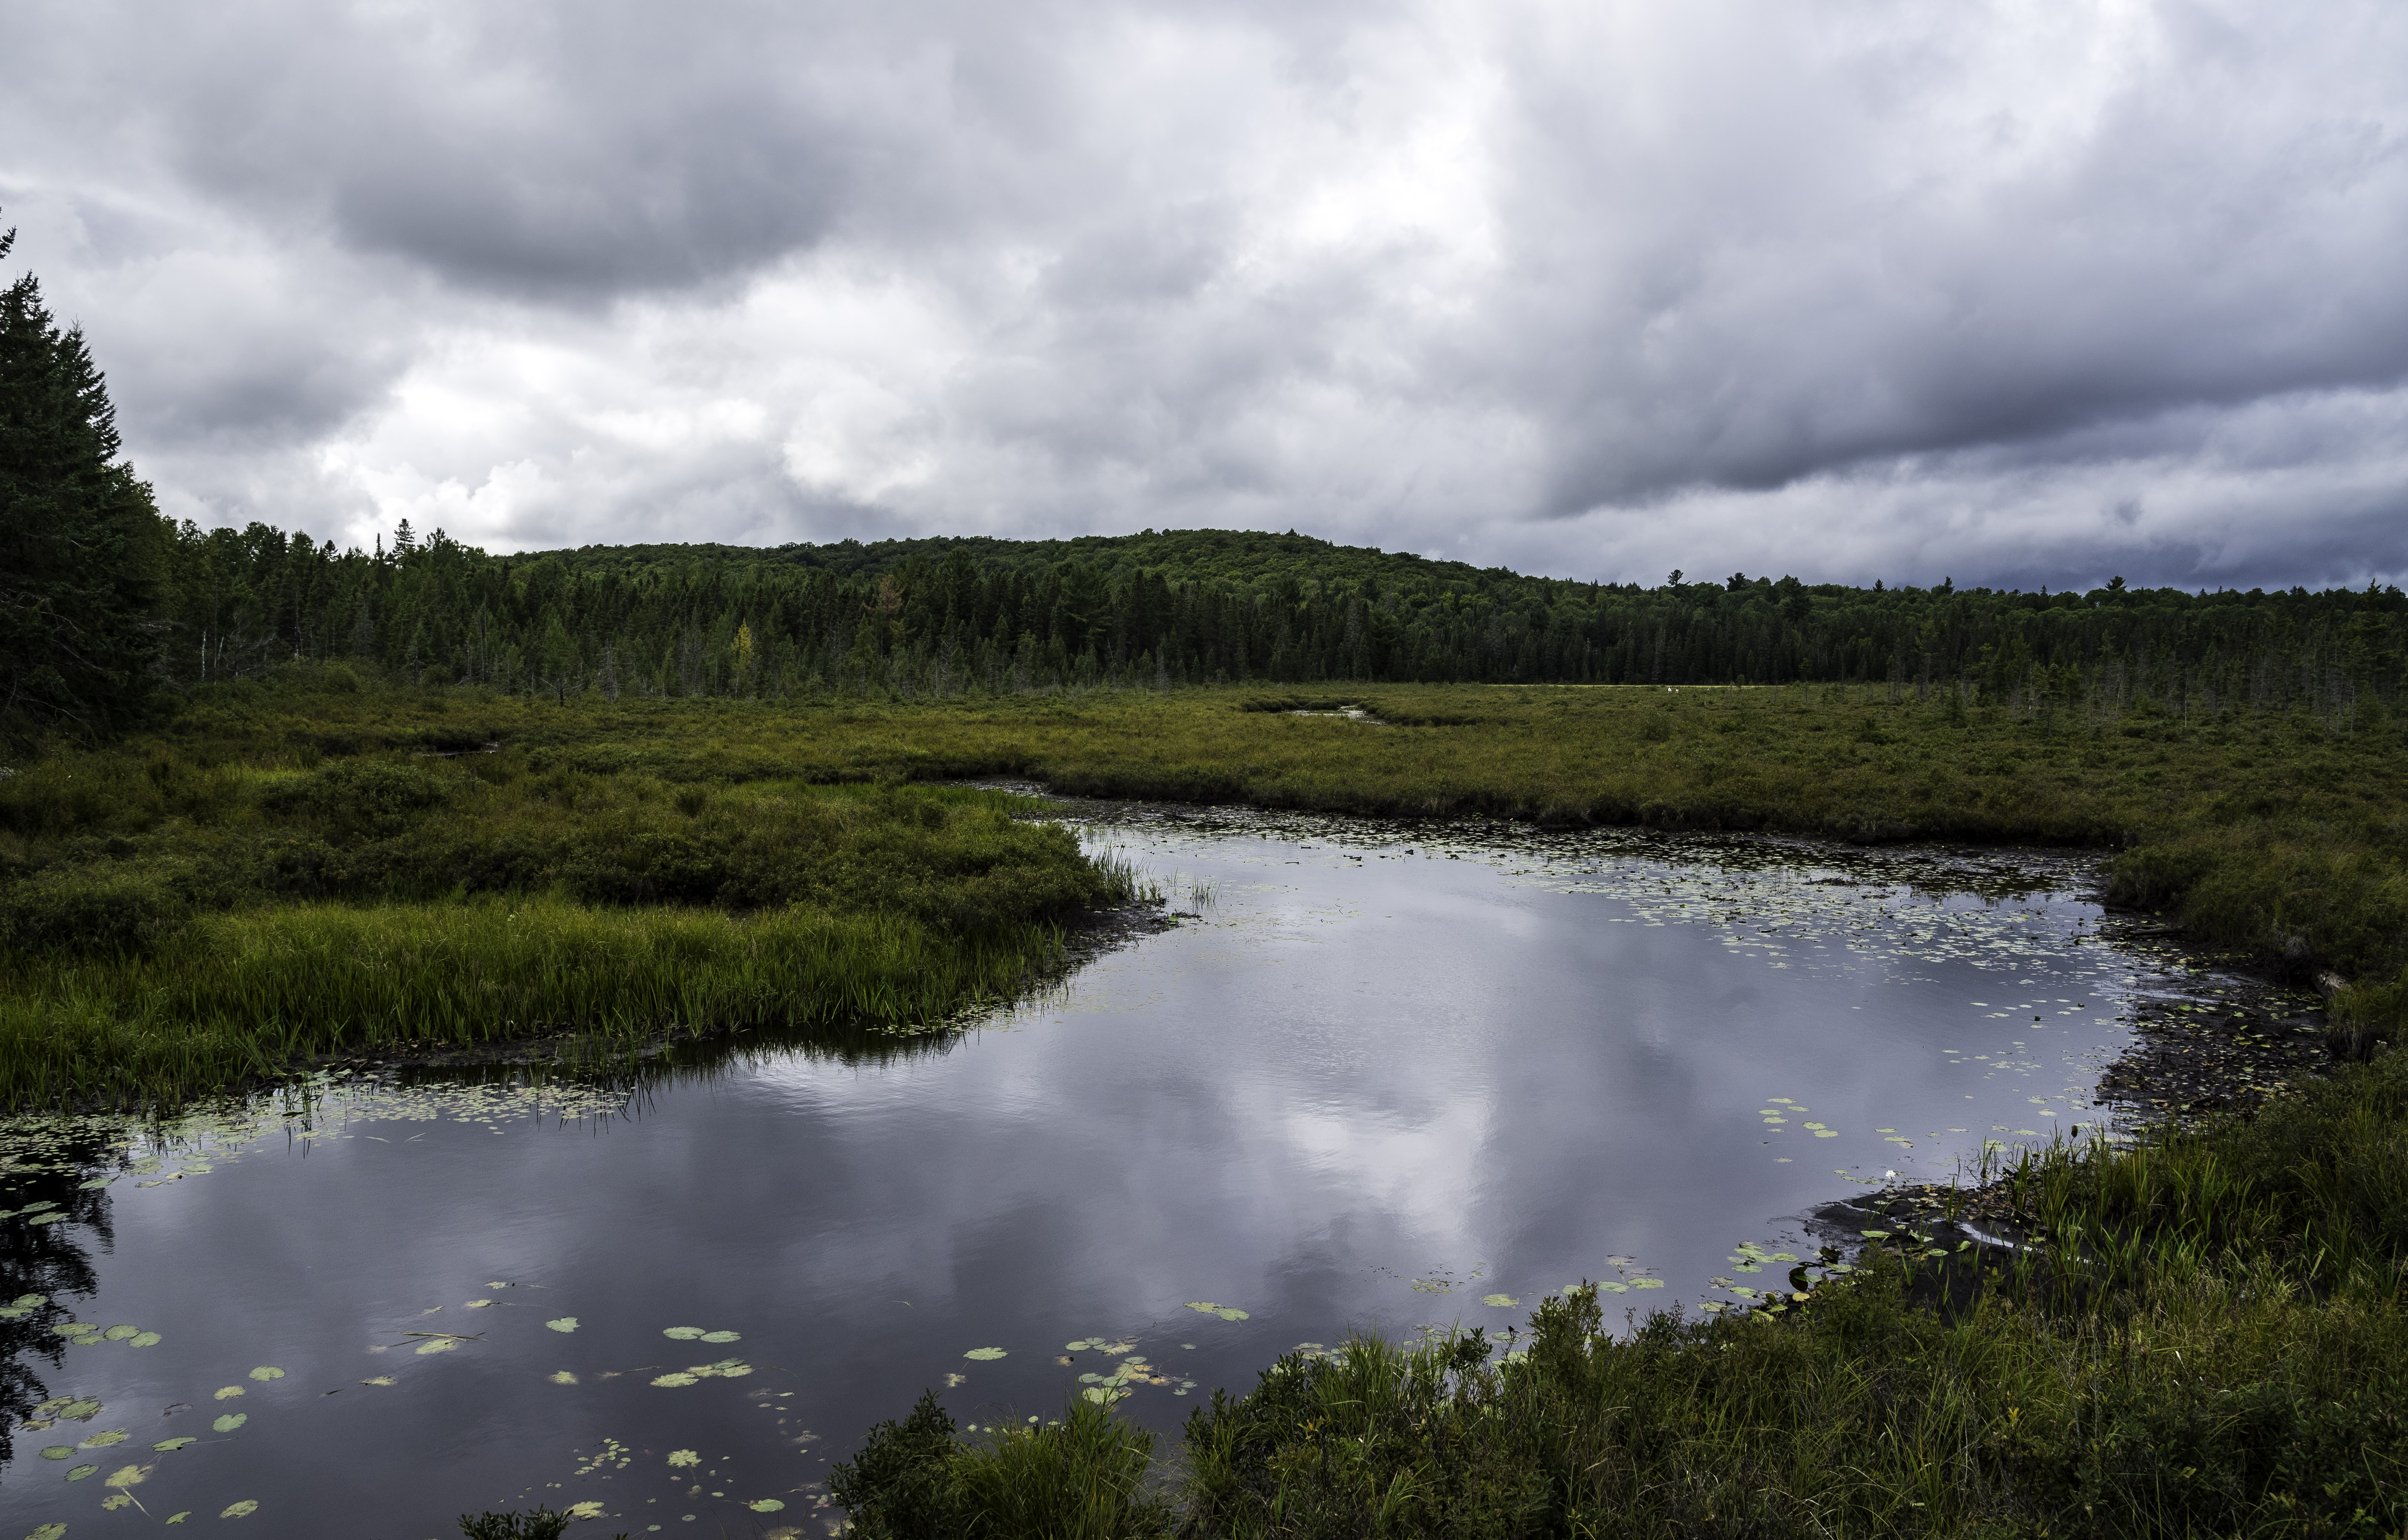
[0,677,2402,1536]
[0,804,2333,1535]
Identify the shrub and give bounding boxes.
[259,757,451,836]
[0,867,188,955]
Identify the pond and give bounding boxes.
[0,806,2157,1536]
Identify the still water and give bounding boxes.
[0,808,2148,1536]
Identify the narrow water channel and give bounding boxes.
[1,809,2150,1536]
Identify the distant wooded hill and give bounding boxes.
[155,521,2404,726]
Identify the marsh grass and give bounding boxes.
[4,669,2403,1099]
[833,1393,1174,1540]
[841,1048,2408,1538]
[0,675,1149,1105]
[0,896,1069,1106]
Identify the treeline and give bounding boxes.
[152,520,2405,727]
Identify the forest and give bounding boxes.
[129,517,2408,729]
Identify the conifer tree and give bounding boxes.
[0,217,171,741]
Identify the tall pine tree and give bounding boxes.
[0,216,171,742]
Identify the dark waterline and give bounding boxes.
[1,814,2143,1535]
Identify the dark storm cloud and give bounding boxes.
[1,0,2404,586]
[1473,3,2408,517]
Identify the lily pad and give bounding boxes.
[56,1398,99,1421]
[564,1502,605,1520]
[360,1377,395,1387]
[699,1330,740,1344]
[668,1450,700,1467]
[549,1371,578,1385]
[962,1348,1007,1361]
[662,1327,705,1340]
[213,1386,244,1400]
[220,1500,259,1517]
[80,1429,128,1448]
[750,1499,787,1512]
[1631,1278,1666,1290]
[1183,1302,1250,1321]
[463,1300,492,1309]
[247,1366,284,1381]
[1481,1294,1519,1307]
[103,1463,148,1488]
[546,1318,579,1333]
[39,1445,74,1460]
[153,1437,197,1451]
[66,1463,99,1480]
[213,1413,247,1433]
[415,1338,458,1355]
[651,1372,699,1388]
[102,1325,139,1341]
[130,1332,161,1347]
[27,1525,66,1540]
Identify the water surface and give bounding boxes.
[0,811,2146,1535]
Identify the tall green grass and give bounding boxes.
[0,896,1069,1107]
[0,696,1141,1104]
[840,1047,2408,1538]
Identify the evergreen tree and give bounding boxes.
[0,219,171,742]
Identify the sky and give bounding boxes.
[4,0,2405,591]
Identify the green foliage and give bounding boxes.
[0,221,174,744]
[456,1509,611,1540]
[257,757,451,837]
[0,865,188,956]
[831,1392,972,1539]
[0,893,1081,1107]
[832,1391,1171,1540]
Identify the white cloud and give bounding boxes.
[2,0,2403,584]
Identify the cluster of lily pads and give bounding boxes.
[21,1386,257,1524]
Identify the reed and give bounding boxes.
[0,895,1071,1107]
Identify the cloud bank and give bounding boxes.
[4,0,2405,587]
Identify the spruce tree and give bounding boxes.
[0,218,171,741]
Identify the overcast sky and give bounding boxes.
[5,0,2405,589]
